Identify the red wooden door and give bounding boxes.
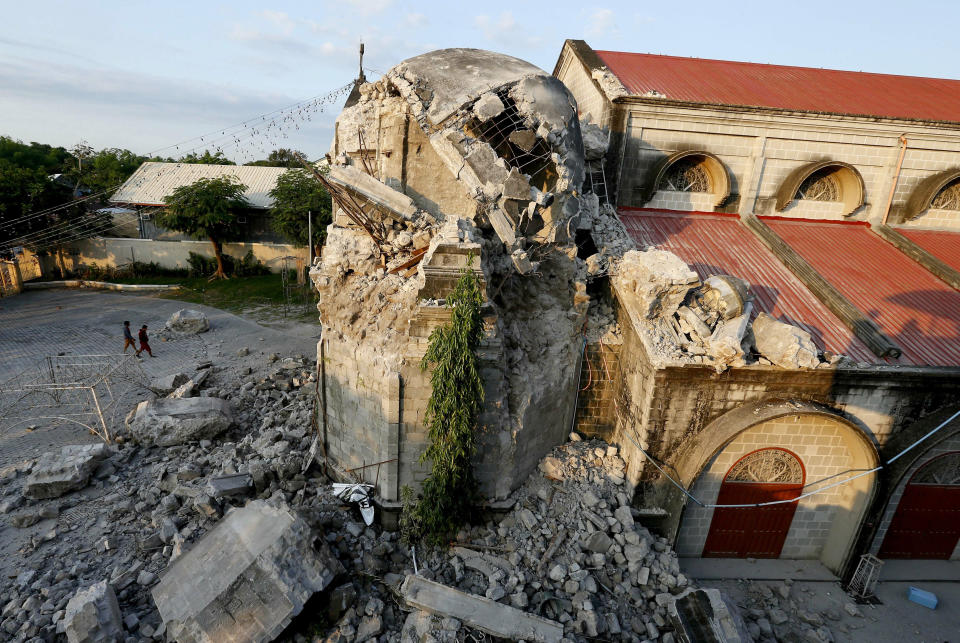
[879,453,960,559]
[702,448,804,558]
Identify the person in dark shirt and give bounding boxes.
[137,324,155,358]
[122,321,136,353]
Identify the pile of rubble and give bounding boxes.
[0,338,754,643]
[613,249,831,371]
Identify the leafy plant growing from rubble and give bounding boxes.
[403,264,485,545]
[159,176,250,280]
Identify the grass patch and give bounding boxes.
[154,274,317,322]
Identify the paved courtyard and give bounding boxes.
[0,289,320,470]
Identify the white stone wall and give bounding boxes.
[900,208,960,231]
[870,433,960,560]
[676,414,872,560]
[645,190,718,212]
[59,237,307,274]
[608,102,960,226]
[554,53,609,127]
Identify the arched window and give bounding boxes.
[930,180,960,211]
[796,168,841,202]
[661,158,711,193]
[776,161,865,217]
[726,448,805,484]
[911,452,960,485]
[645,150,731,209]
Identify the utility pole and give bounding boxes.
[308,210,313,268]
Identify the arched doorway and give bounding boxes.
[879,452,960,559]
[703,448,805,558]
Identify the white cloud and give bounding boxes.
[343,0,394,16]
[404,12,427,28]
[586,8,617,37]
[474,11,542,48]
[260,10,295,35]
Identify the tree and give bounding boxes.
[159,176,250,279]
[245,148,307,168]
[178,150,235,165]
[402,265,485,544]
[82,148,147,197]
[268,169,332,252]
[0,160,75,248]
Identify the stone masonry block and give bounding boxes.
[152,500,344,643]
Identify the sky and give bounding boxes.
[2,0,958,163]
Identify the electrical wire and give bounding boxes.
[623,407,960,509]
[0,82,353,239]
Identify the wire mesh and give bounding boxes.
[0,354,149,443]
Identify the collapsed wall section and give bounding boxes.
[313,49,595,500]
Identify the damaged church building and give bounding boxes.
[311,44,960,583]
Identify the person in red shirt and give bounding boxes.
[136,324,155,358]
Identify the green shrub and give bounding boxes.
[187,250,269,277]
[402,265,485,545]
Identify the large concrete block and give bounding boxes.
[401,575,562,643]
[165,309,210,334]
[62,580,123,643]
[152,500,343,643]
[127,397,233,446]
[23,443,110,500]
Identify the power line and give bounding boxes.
[1,82,353,236]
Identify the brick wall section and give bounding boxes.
[676,415,867,559]
[574,341,621,438]
[609,290,960,544]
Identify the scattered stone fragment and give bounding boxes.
[22,443,110,500]
[126,397,233,446]
[62,581,124,643]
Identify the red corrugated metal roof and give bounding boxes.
[762,217,960,367]
[619,208,878,363]
[595,50,960,123]
[896,228,960,274]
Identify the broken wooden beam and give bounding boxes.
[400,575,563,643]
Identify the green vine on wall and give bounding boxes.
[401,264,485,545]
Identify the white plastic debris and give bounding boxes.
[332,482,375,525]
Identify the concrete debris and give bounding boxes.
[667,588,752,643]
[401,575,563,643]
[327,165,419,221]
[580,121,609,161]
[614,249,699,320]
[62,581,123,643]
[753,312,821,369]
[148,372,190,396]
[126,397,233,446]
[613,247,829,371]
[164,309,209,335]
[590,67,630,101]
[23,443,111,500]
[151,500,343,643]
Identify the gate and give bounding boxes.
[703,448,804,558]
[879,452,960,559]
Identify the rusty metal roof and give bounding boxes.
[595,50,960,123]
[897,227,960,274]
[762,217,960,367]
[111,162,288,209]
[619,208,878,363]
